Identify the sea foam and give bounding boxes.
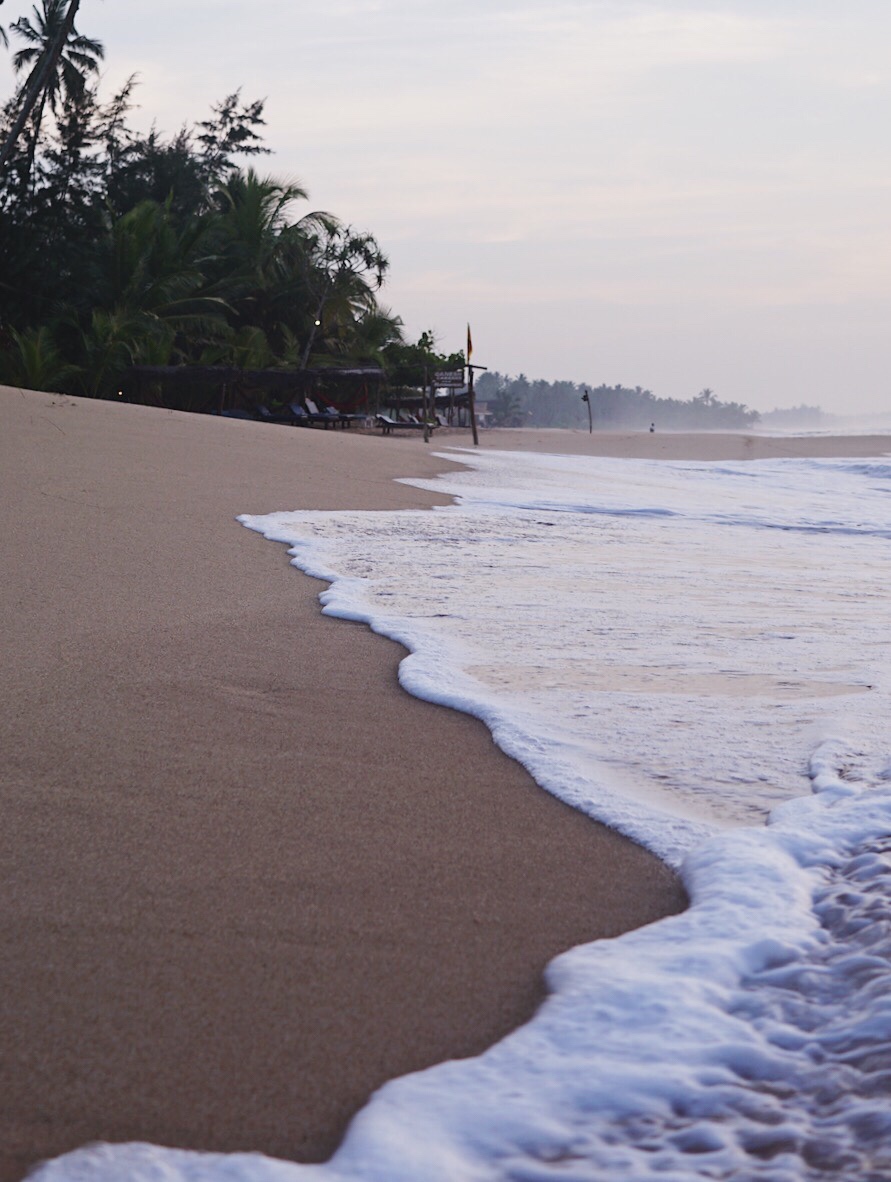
[35,450,891,1181]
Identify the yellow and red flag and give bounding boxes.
[466,323,473,364]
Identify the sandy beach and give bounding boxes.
[2,389,888,1182]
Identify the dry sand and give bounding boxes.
[2,390,886,1181]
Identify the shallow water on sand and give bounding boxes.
[244,452,891,862]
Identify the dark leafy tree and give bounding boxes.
[298,222,388,367]
[489,387,524,426]
[382,329,464,387]
[194,90,270,184]
[1,323,80,390]
[0,22,402,400]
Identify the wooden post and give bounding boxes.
[468,365,479,446]
[582,388,592,434]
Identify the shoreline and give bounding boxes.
[473,424,891,460]
[3,389,888,1181]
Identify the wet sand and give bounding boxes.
[477,424,891,461]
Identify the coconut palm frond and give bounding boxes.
[3,0,104,182]
[0,324,80,391]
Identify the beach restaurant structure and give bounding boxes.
[122,365,388,417]
[122,364,474,425]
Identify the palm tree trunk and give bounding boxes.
[0,0,81,177]
[300,292,327,370]
[21,87,48,203]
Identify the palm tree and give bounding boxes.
[63,197,229,394]
[210,170,342,358]
[0,324,81,391]
[0,0,103,181]
[490,387,524,427]
[77,307,173,398]
[342,306,404,367]
[298,222,388,368]
[212,169,309,292]
[102,198,228,343]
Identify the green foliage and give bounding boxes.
[200,324,274,370]
[382,329,464,388]
[194,91,270,184]
[0,13,400,399]
[760,403,824,429]
[489,387,524,427]
[0,323,80,389]
[5,0,103,189]
[11,0,103,114]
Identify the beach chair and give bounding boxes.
[287,403,314,427]
[304,397,349,428]
[258,404,299,425]
[376,413,437,436]
[300,398,339,428]
[319,399,367,427]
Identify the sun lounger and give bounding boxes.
[287,403,315,427]
[304,397,366,428]
[376,413,438,436]
[305,397,346,427]
[327,403,368,426]
[299,398,339,428]
[258,404,299,425]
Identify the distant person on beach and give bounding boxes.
[650,423,655,433]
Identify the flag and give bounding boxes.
[466,323,473,364]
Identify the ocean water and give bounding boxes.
[36,449,891,1181]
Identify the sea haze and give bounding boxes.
[38,448,891,1181]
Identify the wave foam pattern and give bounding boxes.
[234,452,891,860]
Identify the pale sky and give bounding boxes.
[3,1,891,416]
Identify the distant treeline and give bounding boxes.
[759,404,825,429]
[475,373,760,429]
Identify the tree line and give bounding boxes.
[0,0,462,399]
[476,373,760,429]
[0,2,761,425]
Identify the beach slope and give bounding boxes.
[0,390,685,1181]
